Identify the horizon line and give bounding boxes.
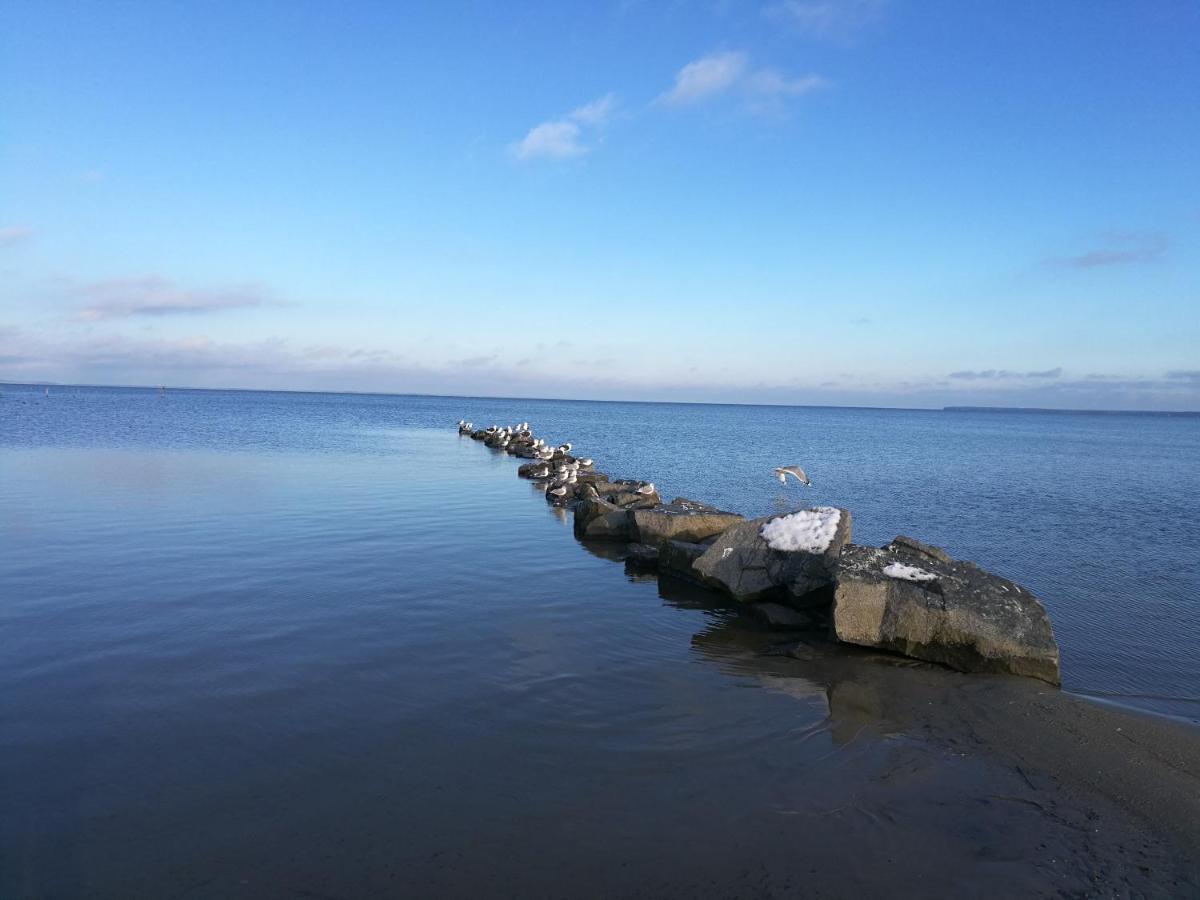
[3,378,1197,417]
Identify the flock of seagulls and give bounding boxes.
[458,419,813,502]
[457,419,599,503]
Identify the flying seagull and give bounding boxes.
[774,466,811,486]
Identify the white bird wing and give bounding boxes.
[775,466,810,484]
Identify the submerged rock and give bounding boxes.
[831,542,1060,684]
[624,542,660,573]
[630,498,743,546]
[691,507,853,603]
[658,539,711,584]
[746,602,815,630]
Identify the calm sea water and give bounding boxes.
[2,384,1198,896]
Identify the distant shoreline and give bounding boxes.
[943,405,1200,417]
[4,380,1197,417]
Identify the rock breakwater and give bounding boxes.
[457,419,1060,684]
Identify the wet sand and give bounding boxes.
[689,616,1200,895]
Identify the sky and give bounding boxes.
[1,0,1198,410]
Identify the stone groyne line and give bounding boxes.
[457,420,1061,685]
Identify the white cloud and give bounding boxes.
[767,0,888,39]
[746,69,828,98]
[70,275,275,321]
[511,92,619,162]
[659,52,747,105]
[0,225,33,247]
[1043,232,1168,269]
[659,52,827,110]
[511,120,586,161]
[569,92,617,126]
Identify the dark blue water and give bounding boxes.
[2,384,1198,896]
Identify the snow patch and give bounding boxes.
[760,507,841,553]
[883,562,937,583]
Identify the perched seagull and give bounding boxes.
[558,443,572,452]
[774,466,811,486]
[578,458,593,467]
[636,483,656,495]
[548,485,568,498]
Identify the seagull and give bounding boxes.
[578,458,593,467]
[558,443,572,452]
[636,483,656,495]
[774,466,811,486]
[548,485,568,498]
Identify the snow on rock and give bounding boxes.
[760,507,842,554]
[883,561,938,583]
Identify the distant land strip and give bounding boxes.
[944,406,1200,417]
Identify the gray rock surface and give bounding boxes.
[573,495,632,541]
[886,534,951,565]
[692,508,853,603]
[658,539,711,584]
[624,543,660,572]
[831,543,1060,684]
[593,480,660,508]
[630,498,743,546]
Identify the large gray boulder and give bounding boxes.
[593,481,660,509]
[692,507,852,603]
[831,541,1060,684]
[630,498,743,546]
[572,495,632,541]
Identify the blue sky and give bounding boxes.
[1,0,1197,409]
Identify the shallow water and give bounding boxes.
[1,385,1198,896]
